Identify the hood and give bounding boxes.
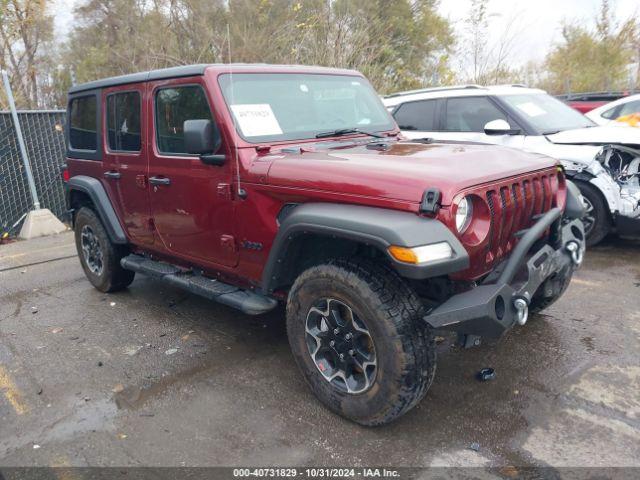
[264,141,558,206]
[546,125,640,147]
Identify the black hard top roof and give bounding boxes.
[68,63,361,95]
[68,64,209,94]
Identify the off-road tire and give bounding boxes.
[529,266,574,314]
[74,207,134,293]
[286,258,436,426]
[576,181,610,247]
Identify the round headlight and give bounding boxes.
[455,196,473,233]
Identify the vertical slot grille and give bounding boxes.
[478,171,559,270]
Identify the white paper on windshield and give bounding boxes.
[515,102,547,117]
[230,104,283,137]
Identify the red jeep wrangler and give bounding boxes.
[65,64,585,425]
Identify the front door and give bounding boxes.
[103,85,153,245]
[147,77,238,268]
[399,96,526,149]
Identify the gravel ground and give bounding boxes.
[0,231,638,471]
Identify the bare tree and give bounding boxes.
[0,0,53,108]
[458,0,524,85]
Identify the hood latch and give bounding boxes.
[420,188,441,214]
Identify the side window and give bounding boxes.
[444,97,507,132]
[69,95,97,150]
[155,85,213,155]
[601,106,620,120]
[107,91,141,152]
[617,100,640,117]
[393,100,437,131]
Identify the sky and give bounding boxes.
[441,0,639,66]
[53,0,640,67]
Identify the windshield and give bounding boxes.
[501,93,595,134]
[218,73,395,143]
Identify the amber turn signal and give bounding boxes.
[388,242,454,264]
[388,246,419,264]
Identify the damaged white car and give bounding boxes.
[383,85,640,245]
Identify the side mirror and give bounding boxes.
[183,119,225,166]
[484,119,521,136]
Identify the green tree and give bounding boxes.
[57,0,453,97]
[541,0,637,94]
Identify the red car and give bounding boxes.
[64,64,585,425]
[559,91,640,114]
[566,100,608,114]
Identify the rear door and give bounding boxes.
[102,85,154,245]
[615,99,640,120]
[392,98,441,139]
[147,77,238,267]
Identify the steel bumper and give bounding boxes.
[424,209,585,338]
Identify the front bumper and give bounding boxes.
[424,208,585,338]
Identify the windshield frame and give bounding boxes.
[216,72,397,144]
[499,92,596,135]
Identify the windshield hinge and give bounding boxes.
[420,188,441,214]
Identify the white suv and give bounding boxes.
[383,85,640,246]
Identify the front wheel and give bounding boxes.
[286,258,436,426]
[576,182,610,247]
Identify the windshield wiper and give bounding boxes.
[315,128,386,139]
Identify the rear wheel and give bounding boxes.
[286,258,436,426]
[74,207,134,292]
[576,182,610,247]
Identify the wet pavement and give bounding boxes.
[0,231,638,468]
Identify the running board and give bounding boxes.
[120,255,278,315]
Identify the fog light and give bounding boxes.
[566,241,583,266]
[513,298,529,326]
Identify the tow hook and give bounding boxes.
[513,297,529,326]
[566,241,584,266]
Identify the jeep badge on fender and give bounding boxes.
[64,64,585,425]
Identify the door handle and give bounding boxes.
[149,176,171,186]
[104,170,121,179]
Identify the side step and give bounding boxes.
[120,255,278,315]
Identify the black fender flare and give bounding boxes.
[261,203,469,293]
[66,175,127,244]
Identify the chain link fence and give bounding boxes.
[0,110,67,234]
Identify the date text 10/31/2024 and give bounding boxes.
[232,468,401,478]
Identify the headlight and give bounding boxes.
[455,196,473,233]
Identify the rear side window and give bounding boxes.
[444,97,506,132]
[107,91,141,152]
[155,85,213,155]
[69,96,97,150]
[393,100,437,131]
[618,100,640,117]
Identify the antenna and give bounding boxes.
[226,24,247,199]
